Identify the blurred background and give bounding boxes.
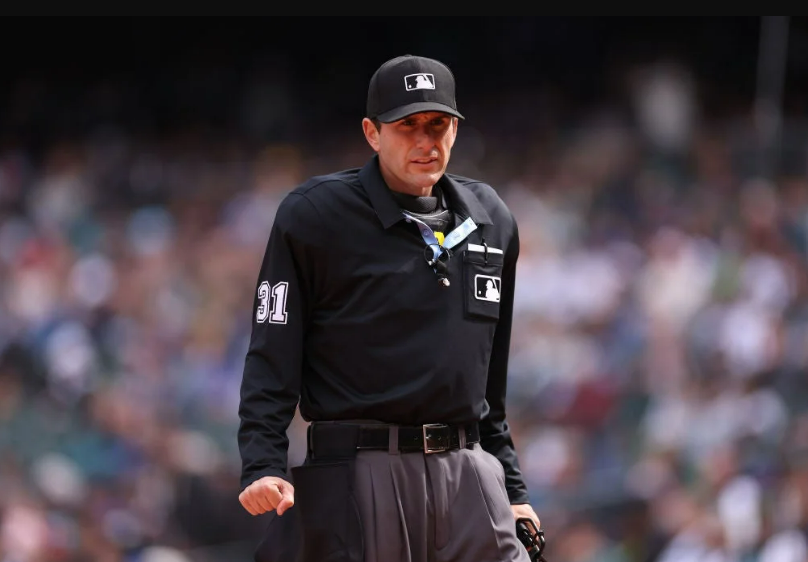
[2,15,808,562]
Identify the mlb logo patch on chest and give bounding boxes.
[475,275,501,303]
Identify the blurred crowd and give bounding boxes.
[3,49,808,562]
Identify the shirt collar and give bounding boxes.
[358,154,493,229]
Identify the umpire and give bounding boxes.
[237,54,541,562]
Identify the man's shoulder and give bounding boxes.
[275,167,362,219]
[446,173,511,214]
[290,168,363,200]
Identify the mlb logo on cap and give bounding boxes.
[405,73,435,91]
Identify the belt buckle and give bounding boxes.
[422,423,449,454]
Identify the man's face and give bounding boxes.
[363,111,458,197]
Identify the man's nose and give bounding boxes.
[415,127,436,148]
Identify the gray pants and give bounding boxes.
[352,439,531,562]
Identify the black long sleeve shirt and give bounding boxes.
[238,155,530,504]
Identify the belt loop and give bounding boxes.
[458,425,467,449]
[307,423,315,460]
[388,425,400,455]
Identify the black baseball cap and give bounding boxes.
[366,54,464,123]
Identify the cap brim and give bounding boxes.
[375,102,464,123]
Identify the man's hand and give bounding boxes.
[239,476,295,516]
[511,503,540,530]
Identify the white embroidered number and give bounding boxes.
[256,281,289,324]
[269,282,288,323]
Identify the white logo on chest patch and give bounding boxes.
[475,275,501,302]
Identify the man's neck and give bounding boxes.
[388,185,433,197]
[390,184,442,214]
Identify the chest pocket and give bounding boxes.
[462,243,504,321]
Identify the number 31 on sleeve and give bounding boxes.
[256,281,289,324]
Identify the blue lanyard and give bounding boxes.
[403,212,477,286]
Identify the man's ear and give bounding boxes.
[449,117,459,148]
[362,118,381,152]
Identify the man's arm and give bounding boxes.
[238,193,318,491]
[478,213,531,505]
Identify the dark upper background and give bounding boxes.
[2,17,806,153]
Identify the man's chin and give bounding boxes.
[410,172,443,189]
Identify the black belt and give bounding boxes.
[307,422,480,458]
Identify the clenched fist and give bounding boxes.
[239,476,295,516]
